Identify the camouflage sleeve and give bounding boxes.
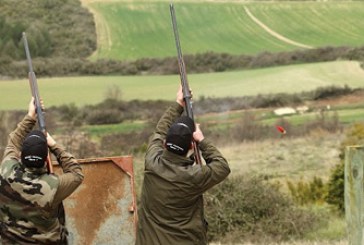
[50,143,84,206]
[145,103,183,168]
[194,139,230,192]
[1,115,36,163]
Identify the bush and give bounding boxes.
[205,175,320,243]
[54,103,81,126]
[326,123,364,213]
[325,162,345,213]
[54,131,101,159]
[251,93,303,108]
[84,109,124,125]
[303,110,341,134]
[230,111,271,141]
[311,85,353,101]
[287,176,327,206]
[100,130,151,156]
[81,99,128,125]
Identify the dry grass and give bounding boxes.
[219,130,343,184]
[211,131,347,244]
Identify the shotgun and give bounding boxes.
[170,4,202,165]
[22,32,54,174]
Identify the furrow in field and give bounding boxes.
[244,6,313,50]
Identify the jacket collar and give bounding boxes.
[162,149,195,166]
[20,161,48,175]
[25,166,48,175]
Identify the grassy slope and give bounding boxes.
[249,2,364,47]
[84,1,364,61]
[0,60,363,110]
[87,1,290,60]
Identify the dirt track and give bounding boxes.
[244,6,313,49]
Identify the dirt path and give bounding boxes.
[80,0,113,59]
[244,6,313,49]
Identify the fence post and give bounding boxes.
[345,146,364,245]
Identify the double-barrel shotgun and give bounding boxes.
[22,32,54,174]
[170,3,202,165]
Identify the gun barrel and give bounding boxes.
[22,33,34,73]
[22,32,53,173]
[170,4,193,118]
[170,4,202,164]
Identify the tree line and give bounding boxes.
[2,46,364,78]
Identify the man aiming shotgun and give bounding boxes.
[135,4,230,245]
[0,33,83,244]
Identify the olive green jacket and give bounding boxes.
[0,115,84,244]
[136,103,230,245]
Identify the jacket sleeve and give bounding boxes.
[145,102,184,168]
[1,115,36,164]
[51,144,84,206]
[194,139,230,192]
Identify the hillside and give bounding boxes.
[82,0,364,60]
[0,0,96,60]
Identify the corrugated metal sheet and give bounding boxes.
[54,156,137,245]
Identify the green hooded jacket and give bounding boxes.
[136,103,230,245]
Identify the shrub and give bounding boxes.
[54,131,101,159]
[311,85,353,101]
[287,176,327,206]
[304,110,341,134]
[84,109,124,125]
[326,123,364,213]
[205,175,320,243]
[325,162,345,213]
[81,99,128,125]
[54,103,81,126]
[230,111,272,141]
[251,93,303,108]
[100,130,151,156]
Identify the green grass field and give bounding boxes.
[83,1,364,61]
[1,60,363,110]
[248,2,364,48]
